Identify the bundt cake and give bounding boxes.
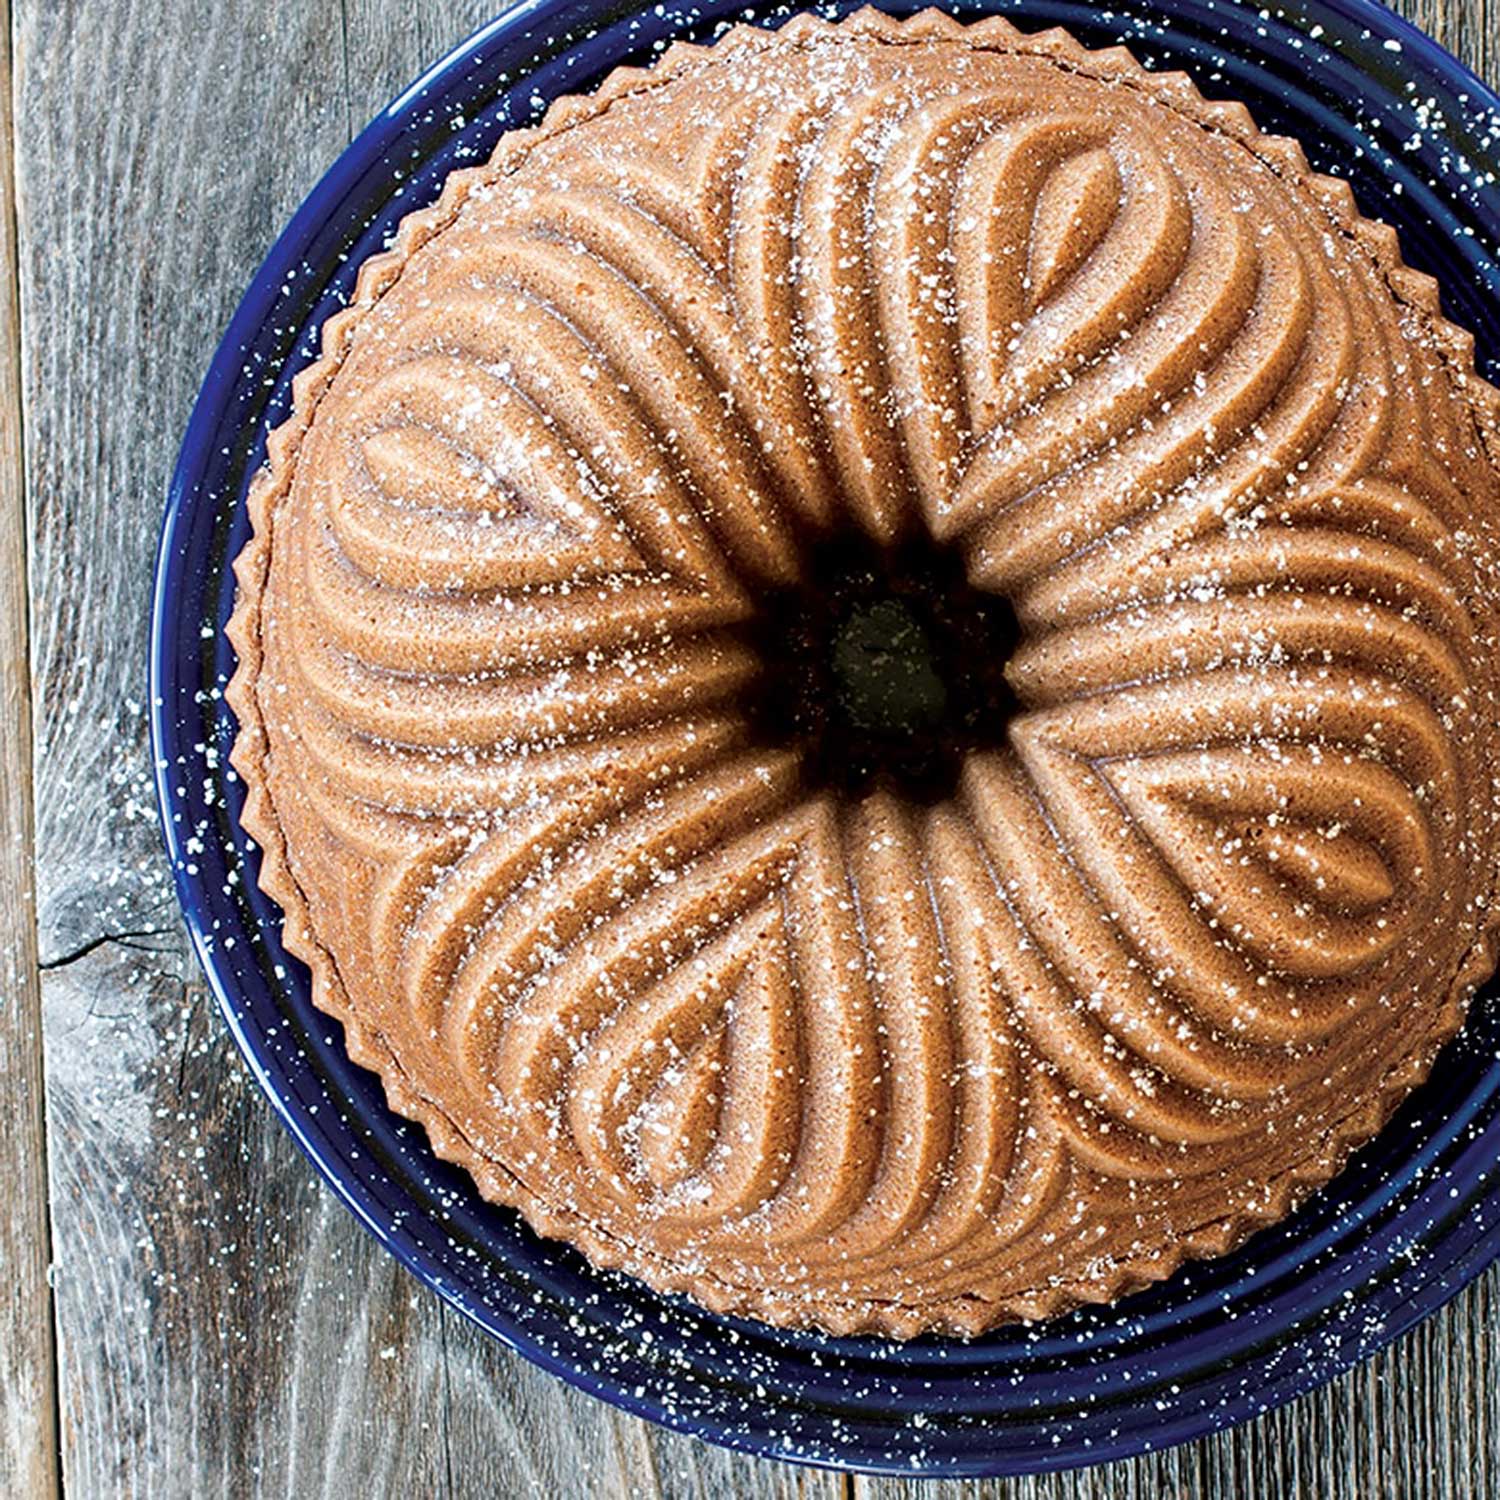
[227,8,1500,1335]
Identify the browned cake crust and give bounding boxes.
[226,8,1500,1335]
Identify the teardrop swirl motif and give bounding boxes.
[228,10,1500,1335]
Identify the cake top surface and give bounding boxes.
[228,8,1500,1335]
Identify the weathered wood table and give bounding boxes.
[2,1,1498,1494]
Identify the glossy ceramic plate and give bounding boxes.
[152,0,1500,1477]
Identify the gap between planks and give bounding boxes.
[8,0,1499,1496]
[0,0,58,1493]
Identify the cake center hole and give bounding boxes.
[746,535,1022,804]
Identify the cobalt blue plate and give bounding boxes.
[152,0,1500,1477]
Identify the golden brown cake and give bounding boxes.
[227,8,1500,1335]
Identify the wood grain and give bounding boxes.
[7,0,1498,1495]
[0,0,57,1492]
[1401,0,1497,79]
[11,3,840,1495]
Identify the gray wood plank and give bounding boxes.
[1400,0,1497,81]
[13,0,1498,1495]
[11,0,841,1493]
[0,0,58,1491]
[13,0,466,1492]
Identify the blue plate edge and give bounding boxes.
[147,0,1500,1478]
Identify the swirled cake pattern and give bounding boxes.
[228,9,1500,1334]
